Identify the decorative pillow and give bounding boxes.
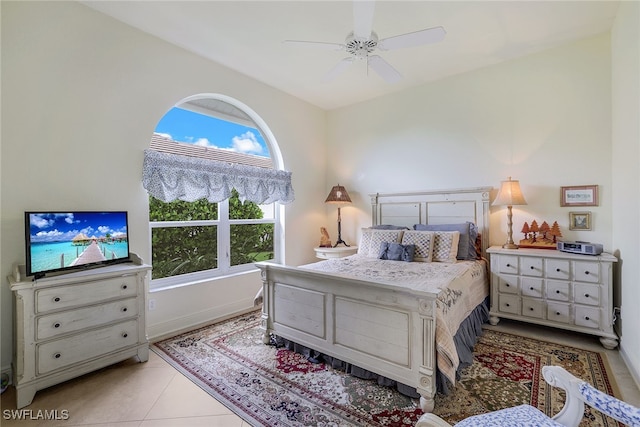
[400,230,435,262]
[414,222,479,260]
[357,228,404,257]
[371,224,410,230]
[378,242,415,262]
[431,231,460,263]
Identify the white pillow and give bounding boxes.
[432,231,460,263]
[358,228,404,258]
[401,230,435,262]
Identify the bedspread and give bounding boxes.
[299,255,488,385]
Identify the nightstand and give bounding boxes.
[314,246,358,259]
[486,246,618,349]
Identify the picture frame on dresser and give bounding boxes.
[569,211,592,230]
[561,185,599,207]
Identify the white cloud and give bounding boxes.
[194,137,214,147]
[30,214,53,229]
[232,131,263,154]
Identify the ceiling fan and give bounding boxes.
[283,1,446,83]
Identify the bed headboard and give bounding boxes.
[369,187,492,258]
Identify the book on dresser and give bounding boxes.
[8,253,151,409]
[486,246,618,350]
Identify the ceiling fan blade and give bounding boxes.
[283,40,344,50]
[368,55,402,83]
[323,57,355,82]
[377,26,446,51]
[353,0,375,39]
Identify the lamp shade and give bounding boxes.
[492,177,527,206]
[325,185,352,204]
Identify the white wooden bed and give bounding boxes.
[255,187,491,413]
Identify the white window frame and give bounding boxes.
[148,94,285,291]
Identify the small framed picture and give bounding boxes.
[561,185,599,207]
[569,211,592,230]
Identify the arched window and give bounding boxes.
[143,94,292,289]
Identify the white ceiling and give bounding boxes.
[82,1,621,110]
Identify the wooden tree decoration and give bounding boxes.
[540,221,550,241]
[521,222,530,239]
[549,221,562,243]
[530,220,539,243]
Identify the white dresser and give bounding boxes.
[9,254,151,408]
[487,246,618,349]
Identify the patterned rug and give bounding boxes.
[151,310,622,426]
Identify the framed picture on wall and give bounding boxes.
[561,185,598,207]
[569,211,592,230]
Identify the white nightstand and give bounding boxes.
[314,246,358,259]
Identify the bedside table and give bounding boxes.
[314,246,358,259]
[486,246,618,349]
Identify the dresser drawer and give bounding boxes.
[546,280,570,302]
[36,275,138,313]
[546,259,570,280]
[547,302,571,324]
[574,306,601,329]
[573,261,600,283]
[521,278,543,298]
[522,298,544,319]
[498,294,520,315]
[37,319,139,374]
[520,257,543,277]
[498,276,519,294]
[497,256,519,274]
[36,297,138,340]
[574,283,600,306]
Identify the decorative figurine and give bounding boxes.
[319,227,332,248]
[519,220,562,249]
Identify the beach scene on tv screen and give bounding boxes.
[28,212,129,274]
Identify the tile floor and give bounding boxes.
[1,319,639,427]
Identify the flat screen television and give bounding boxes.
[25,211,131,279]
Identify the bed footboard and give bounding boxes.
[256,261,439,412]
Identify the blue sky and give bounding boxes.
[154,107,269,157]
[28,212,128,243]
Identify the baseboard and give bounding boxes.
[147,299,258,342]
[620,345,640,392]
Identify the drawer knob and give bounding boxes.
[122,332,128,338]
[54,353,61,359]
[585,316,591,321]
[53,297,61,302]
[122,307,128,312]
[505,303,510,307]
[529,307,534,311]
[556,312,561,316]
[556,268,561,272]
[556,290,561,294]
[585,271,590,275]
[121,284,128,290]
[505,283,510,287]
[53,322,61,328]
[530,287,534,290]
[585,294,590,298]
[506,263,512,267]
[530,266,534,270]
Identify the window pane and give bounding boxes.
[151,226,217,279]
[149,196,218,221]
[229,191,266,220]
[257,203,275,220]
[230,223,274,266]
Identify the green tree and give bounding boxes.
[149,189,273,279]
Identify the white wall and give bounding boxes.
[611,1,640,385]
[1,2,326,373]
[327,35,613,252]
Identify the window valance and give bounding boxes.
[142,149,295,204]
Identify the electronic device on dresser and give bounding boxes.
[25,211,130,279]
[558,241,603,255]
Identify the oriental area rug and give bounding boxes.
[152,310,622,427]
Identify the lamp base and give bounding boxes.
[333,238,350,247]
[502,242,519,249]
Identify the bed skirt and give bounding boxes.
[271,297,489,397]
